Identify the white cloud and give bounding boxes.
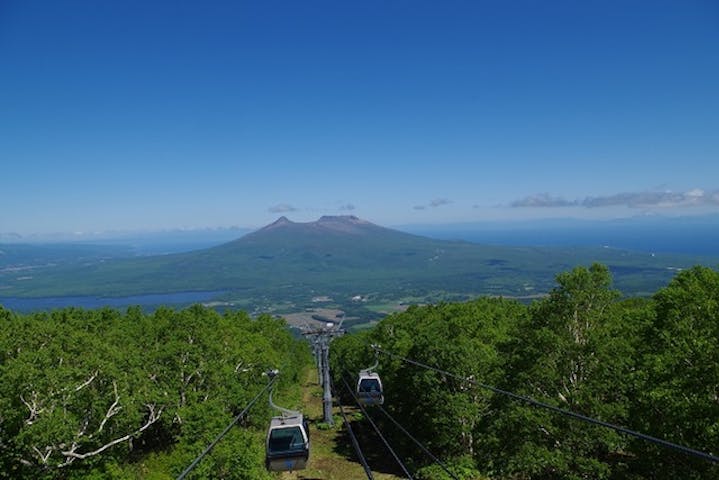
[510,188,719,209]
[511,193,577,208]
[429,198,452,207]
[414,198,452,210]
[268,203,299,213]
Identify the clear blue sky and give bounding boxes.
[2,0,718,234]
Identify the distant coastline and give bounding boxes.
[398,215,719,256]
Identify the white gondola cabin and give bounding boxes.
[265,414,310,471]
[356,370,384,406]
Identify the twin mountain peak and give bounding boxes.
[252,215,387,237]
[219,215,437,251]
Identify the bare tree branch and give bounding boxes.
[95,381,122,436]
[20,392,43,425]
[235,361,253,374]
[32,445,53,464]
[60,404,163,465]
[74,370,99,392]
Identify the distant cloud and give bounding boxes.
[414,198,452,210]
[510,189,719,209]
[511,193,577,208]
[268,203,299,213]
[429,198,452,207]
[339,203,356,211]
[583,189,719,208]
[582,192,671,208]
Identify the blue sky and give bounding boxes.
[2,0,718,234]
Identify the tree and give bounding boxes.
[492,264,643,480]
[331,297,524,476]
[0,305,310,479]
[632,266,719,479]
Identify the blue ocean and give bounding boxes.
[402,216,719,256]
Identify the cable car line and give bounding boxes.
[372,346,719,464]
[341,376,415,479]
[176,375,278,480]
[268,388,301,418]
[332,378,375,480]
[345,365,458,480]
[374,403,461,480]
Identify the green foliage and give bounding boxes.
[332,296,526,473]
[0,305,310,479]
[3,263,717,479]
[493,264,633,479]
[631,266,719,479]
[416,455,488,479]
[331,263,719,479]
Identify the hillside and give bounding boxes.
[330,265,719,480]
[1,216,716,307]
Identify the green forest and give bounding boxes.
[0,306,310,479]
[1,264,717,479]
[331,264,719,480]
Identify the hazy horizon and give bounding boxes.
[3,210,719,240]
[3,213,718,258]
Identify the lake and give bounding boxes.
[0,290,226,313]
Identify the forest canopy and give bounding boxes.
[1,264,717,479]
[331,264,719,480]
[0,306,310,480]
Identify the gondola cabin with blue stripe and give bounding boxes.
[265,414,310,471]
[356,371,384,406]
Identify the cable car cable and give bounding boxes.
[372,346,719,464]
[345,367,458,479]
[375,404,461,480]
[332,378,375,480]
[341,376,415,479]
[265,378,310,472]
[177,375,278,480]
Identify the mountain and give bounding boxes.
[1,216,716,303]
[213,215,448,263]
[232,215,413,245]
[189,215,475,289]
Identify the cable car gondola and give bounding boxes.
[265,414,310,471]
[357,355,384,406]
[265,385,310,472]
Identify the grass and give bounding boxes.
[274,368,404,480]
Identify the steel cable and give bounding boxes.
[373,346,719,464]
[341,376,414,479]
[375,404,461,480]
[176,375,278,480]
[332,377,375,480]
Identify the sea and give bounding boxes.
[402,216,719,256]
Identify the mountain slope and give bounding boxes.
[0,216,715,299]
